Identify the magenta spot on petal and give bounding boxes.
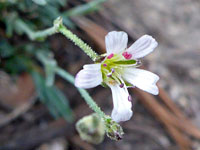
[128,95,132,102]
[107,53,114,59]
[119,83,124,88]
[103,64,107,67]
[122,52,132,60]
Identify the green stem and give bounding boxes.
[36,51,57,86]
[15,19,58,41]
[63,0,106,17]
[15,17,99,61]
[57,20,99,61]
[55,67,105,118]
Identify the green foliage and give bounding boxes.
[0,0,106,124]
[0,0,105,38]
[3,54,31,74]
[0,39,15,58]
[32,0,47,6]
[36,50,57,86]
[64,0,105,17]
[32,71,74,122]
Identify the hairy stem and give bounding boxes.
[55,67,105,118]
[55,17,99,61]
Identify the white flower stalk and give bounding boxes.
[75,31,159,122]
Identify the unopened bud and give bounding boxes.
[76,113,105,144]
[103,116,124,141]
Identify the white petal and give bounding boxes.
[105,31,128,54]
[75,64,102,89]
[109,84,133,122]
[122,68,159,95]
[83,64,101,70]
[126,35,158,59]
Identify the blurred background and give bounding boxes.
[0,0,200,150]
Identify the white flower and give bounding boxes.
[75,31,159,122]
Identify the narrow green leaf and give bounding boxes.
[45,86,74,122]
[0,40,15,58]
[4,55,31,74]
[63,0,105,17]
[31,71,74,122]
[32,0,47,6]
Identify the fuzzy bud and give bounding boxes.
[103,116,124,141]
[76,113,105,144]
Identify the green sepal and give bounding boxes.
[103,116,124,141]
[101,82,108,88]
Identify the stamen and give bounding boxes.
[116,133,122,140]
[111,68,115,73]
[103,63,107,67]
[106,68,115,77]
[136,60,142,66]
[122,52,132,60]
[119,83,124,88]
[107,72,112,77]
[107,53,114,59]
[128,95,132,102]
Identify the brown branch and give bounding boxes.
[134,89,191,149]
[158,86,186,119]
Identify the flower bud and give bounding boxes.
[76,113,105,144]
[103,116,124,141]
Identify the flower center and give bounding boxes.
[101,54,122,85]
[100,52,138,87]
